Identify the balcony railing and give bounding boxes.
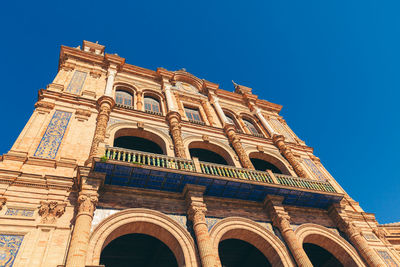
[199,161,274,184]
[104,146,337,193]
[105,146,195,172]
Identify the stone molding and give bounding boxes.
[38,201,67,224]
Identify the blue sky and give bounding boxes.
[1,1,399,223]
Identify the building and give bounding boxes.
[0,40,399,267]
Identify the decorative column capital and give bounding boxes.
[77,193,98,215]
[38,201,67,224]
[0,197,6,210]
[97,95,115,110]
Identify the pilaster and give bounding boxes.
[166,111,187,158]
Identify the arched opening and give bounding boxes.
[189,148,227,165]
[250,158,283,174]
[303,243,343,267]
[114,136,163,154]
[248,152,291,175]
[188,141,235,166]
[219,239,272,267]
[115,89,133,107]
[144,96,161,114]
[113,128,168,155]
[242,118,260,135]
[100,233,178,267]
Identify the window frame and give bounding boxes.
[115,90,134,107]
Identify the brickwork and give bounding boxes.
[0,40,398,267]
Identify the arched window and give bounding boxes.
[225,114,241,132]
[243,119,260,135]
[144,96,161,114]
[116,90,133,107]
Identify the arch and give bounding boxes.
[222,109,243,132]
[142,89,166,114]
[186,140,236,166]
[113,82,138,96]
[248,151,292,175]
[210,217,295,267]
[107,124,174,156]
[295,223,366,267]
[239,113,264,136]
[87,208,199,267]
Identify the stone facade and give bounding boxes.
[0,40,398,266]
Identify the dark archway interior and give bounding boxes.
[219,239,272,267]
[100,233,178,267]
[114,136,164,154]
[303,243,344,267]
[189,148,228,165]
[250,158,283,174]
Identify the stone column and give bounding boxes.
[272,135,309,178]
[86,96,115,165]
[166,111,186,158]
[254,108,277,137]
[201,100,216,126]
[66,168,104,267]
[104,68,117,96]
[163,84,178,112]
[264,195,313,267]
[210,95,228,125]
[184,185,220,267]
[329,203,386,267]
[224,124,255,169]
[136,91,143,110]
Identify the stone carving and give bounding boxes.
[273,135,309,178]
[187,204,207,223]
[166,111,186,158]
[38,201,67,224]
[35,101,55,111]
[0,197,6,210]
[202,134,210,142]
[78,194,98,214]
[75,109,91,118]
[87,96,115,161]
[200,100,215,126]
[34,110,72,159]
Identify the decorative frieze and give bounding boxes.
[34,110,72,160]
[303,158,327,181]
[5,208,34,217]
[38,201,67,224]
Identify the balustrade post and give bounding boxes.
[184,185,220,267]
[264,195,313,267]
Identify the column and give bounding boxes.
[210,95,254,169]
[184,185,220,267]
[65,168,103,267]
[254,108,277,136]
[224,124,255,169]
[201,100,216,126]
[136,91,143,110]
[163,84,178,112]
[210,95,228,124]
[273,135,310,178]
[86,96,115,165]
[104,67,117,96]
[166,112,186,158]
[264,195,313,267]
[329,203,386,267]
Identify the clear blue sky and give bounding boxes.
[1,1,399,223]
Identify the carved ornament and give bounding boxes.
[35,101,55,111]
[38,201,67,224]
[0,197,6,210]
[78,194,98,214]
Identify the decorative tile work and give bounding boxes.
[363,232,379,241]
[303,158,327,181]
[270,119,296,143]
[205,217,220,231]
[65,70,87,94]
[168,214,188,230]
[91,208,119,232]
[376,249,399,267]
[34,111,72,159]
[0,235,24,267]
[5,208,34,217]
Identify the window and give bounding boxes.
[116,91,133,107]
[243,119,260,135]
[144,96,161,113]
[185,107,202,122]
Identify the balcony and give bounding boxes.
[93,146,343,209]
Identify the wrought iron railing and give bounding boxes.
[105,146,195,172]
[103,146,337,193]
[198,161,274,183]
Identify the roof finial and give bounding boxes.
[232,80,239,89]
